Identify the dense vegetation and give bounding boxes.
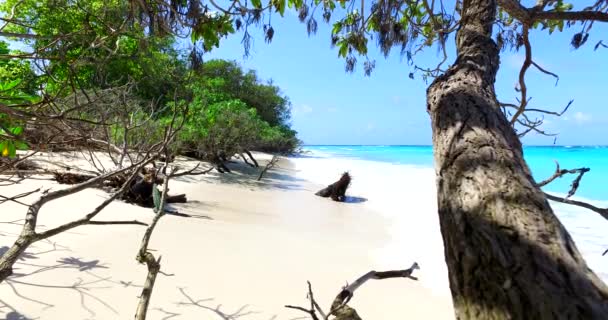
[0,0,299,164]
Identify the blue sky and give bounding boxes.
[204,10,608,146]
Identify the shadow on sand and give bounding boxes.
[184,160,309,192]
[1,240,136,319]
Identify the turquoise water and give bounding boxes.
[305,145,608,201]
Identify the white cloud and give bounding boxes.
[573,111,591,124]
[293,104,313,116]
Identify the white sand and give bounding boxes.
[0,152,455,319]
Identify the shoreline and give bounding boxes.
[0,152,455,319]
[292,149,608,285]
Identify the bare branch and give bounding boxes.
[286,263,420,320]
[510,26,532,125]
[536,161,590,189]
[257,155,280,181]
[531,61,559,84]
[545,193,608,221]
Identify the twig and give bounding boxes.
[537,161,590,192]
[257,155,279,181]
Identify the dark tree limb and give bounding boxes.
[257,155,279,181]
[244,150,259,167]
[536,161,590,191]
[537,161,608,224]
[239,153,255,167]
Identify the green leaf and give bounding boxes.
[0,79,21,92]
[10,126,23,136]
[15,141,28,150]
[332,21,342,34]
[251,0,262,9]
[7,141,16,157]
[338,41,348,58]
[273,0,286,16]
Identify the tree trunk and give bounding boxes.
[427,0,608,318]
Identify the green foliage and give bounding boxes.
[197,59,292,127]
[160,59,299,158]
[0,41,39,157]
[1,1,299,161]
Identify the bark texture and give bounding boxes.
[427,0,608,318]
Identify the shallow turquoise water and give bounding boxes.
[305,145,608,201]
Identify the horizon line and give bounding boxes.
[302,144,608,147]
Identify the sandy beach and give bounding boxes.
[0,152,455,319]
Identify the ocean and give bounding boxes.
[304,145,608,200]
[291,145,608,295]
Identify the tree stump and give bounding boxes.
[315,172,351,202]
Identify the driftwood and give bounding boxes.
[51,169,188,208]
[286,263,419,320]
[315,172,351,202]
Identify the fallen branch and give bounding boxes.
[257,155,279,181]
[0,155,155,283]
[286,262,419,320]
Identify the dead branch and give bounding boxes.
[286,262,419,320]
[545,193,608,221]
[257,155,279,181]
[0,155,154,283]
[134,164,173,320]
[536,161,607,223]
[536,161,590,190]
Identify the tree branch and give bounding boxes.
[498,0,608,24]
[286,263,420,320]
[134,165,173,320]
[545,193,608,221]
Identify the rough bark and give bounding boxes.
[426,0,608,318]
